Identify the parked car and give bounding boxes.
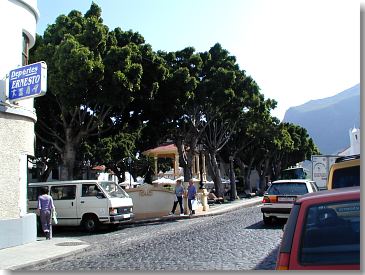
[276,186,360,270]
[261,180,318,224]
[327,154,360,190]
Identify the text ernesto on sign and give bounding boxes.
[8,61,47,102]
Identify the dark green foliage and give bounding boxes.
[31,3,166,180]
[31,3,319,186]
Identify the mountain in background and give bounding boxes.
[283,83,360,155]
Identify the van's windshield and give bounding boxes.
[98,181,129,198]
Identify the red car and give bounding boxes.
[276,186,360,270]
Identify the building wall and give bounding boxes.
[0,0,39,249]
[0,113,35,218]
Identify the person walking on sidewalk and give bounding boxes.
[187,179,197,216]
[37,186,55,240]
[169,179,184,216]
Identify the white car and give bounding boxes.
[261,179,318,225]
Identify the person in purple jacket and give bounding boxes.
[37,186,55,240]
[187,179,197,216]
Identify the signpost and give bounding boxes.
[8,61,47,102]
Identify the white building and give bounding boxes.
[0,0,39,249]
[338,127,360,156]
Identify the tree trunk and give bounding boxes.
[229,156,237,200]
[273,158,282,181]
[207,151,224,197]
[218,155,229,178]
[236,158,248,192]
[40,163,53,182]
[175,138,192,182]
[60,141,77,180]
[256,157,270,194]
[176,134,199,183]
[238,157,254,193]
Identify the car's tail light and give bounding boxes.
[262,196,270,203]
[276,252,290,270]
[262,195,277,203]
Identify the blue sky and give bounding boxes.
[36,0,360,121]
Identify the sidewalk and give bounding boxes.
[0,196,262,271]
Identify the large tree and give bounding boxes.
[154,47,205,181]
[221,90,278,198]
[155,43,267,197]
[31,3,166,180]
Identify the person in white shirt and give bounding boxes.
[169,180,184,215]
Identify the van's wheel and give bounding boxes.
[82,215,99,233]
[263,214,272,225]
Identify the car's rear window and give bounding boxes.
[332,166,360,189]
[299,200,360,266]
[267,183,308,195]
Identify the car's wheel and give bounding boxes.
[82,215,99,233]
[263,214,272,225]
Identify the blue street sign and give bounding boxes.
[8,61,47,102]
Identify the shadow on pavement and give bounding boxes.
[245,220,286,230]
[253,244,280,270]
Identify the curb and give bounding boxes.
[124,197,262,225]
[198,197,262,217]
[13,247,90,271]
[12,242,90,271]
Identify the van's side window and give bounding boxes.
[82,184,101,197]
[28,186,43,201]
[50,185,76,200]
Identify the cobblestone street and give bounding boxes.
[21,204,284,271]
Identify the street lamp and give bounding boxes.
[127,157,132,188]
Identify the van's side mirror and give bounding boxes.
[96,192,105,199]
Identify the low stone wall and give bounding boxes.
[0,213,37,249]
[126,184,205,220]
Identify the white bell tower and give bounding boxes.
[349,127,360,155]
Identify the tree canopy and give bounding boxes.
[31,3,166,179]
[31,3,319,197]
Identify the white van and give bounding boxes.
[28,180,134,232]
